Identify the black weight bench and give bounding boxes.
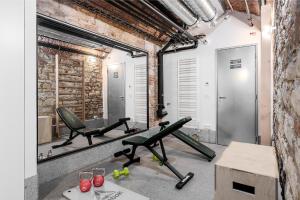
[53,107,134,149]
[114,117,194,189]
[159,121,216,161]
[93,117,136,137]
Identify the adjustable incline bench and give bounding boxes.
[114,117,194,189]
[53,107,135,149]
[158,121,216,161]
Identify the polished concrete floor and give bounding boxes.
[39,137,226,200]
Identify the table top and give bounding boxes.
[63,180,150,200]
[216,141,279,178]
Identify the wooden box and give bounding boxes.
[214,142,279,200]
[38,116,52,144]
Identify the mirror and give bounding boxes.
[37,16,148,162]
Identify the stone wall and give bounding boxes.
[38,44,104,124]
[84,56,103,119]
[58,51,85,120]
[37,0,160,126]
[273,0,300,199]
[38,47,56,117]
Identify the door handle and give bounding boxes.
[120,96,125,99]
[219,96,226,99]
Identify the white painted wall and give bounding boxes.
[103,49,146,122]
[25,0,37,179]
[0,0,36,198]
[164,15,261,131]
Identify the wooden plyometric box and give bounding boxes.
[214,142,279,200]
[38,116,52,144]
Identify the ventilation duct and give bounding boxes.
[158,0,198,26]
[182,0,217,22]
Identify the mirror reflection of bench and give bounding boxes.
[52,107,138,149]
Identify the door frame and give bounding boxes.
[107,62,126,124]
[215,44,258,145]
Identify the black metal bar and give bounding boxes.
[156,39,174,118]
[52,132,81,149]
[147,146,184,180]
[159,139,167,161]
[38,41,102,57]
[140,0,197,42]
[37,13,147,54]
[156,39,198,118]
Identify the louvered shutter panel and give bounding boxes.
[177,58,199,128]
[134,64,147,123]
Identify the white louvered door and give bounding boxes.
[177,58,199,128]
[134,63,147,123]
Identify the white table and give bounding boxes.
[63,180,149,200]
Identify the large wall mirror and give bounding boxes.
[37,15,148,162]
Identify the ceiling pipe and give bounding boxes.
[158,0,198,26]
[120,1,190,44]
[140,0,197,42]
[182,0,217,22]
[107,0,175,38]
[244,0,254,26]
[125,1,179,34]
[225,0,234,12]
[107,0,172,37]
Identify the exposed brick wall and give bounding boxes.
[84,56,103,119]
[273,0,300,199]
[38,47,57,117]
[38,45,104,123]
[58,51,85,120]
[37,0,160,126]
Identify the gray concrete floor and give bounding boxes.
[39,137,226,200]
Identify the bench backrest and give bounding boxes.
[56,107,86,131]
[145,117,192,145]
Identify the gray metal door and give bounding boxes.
[217,45,257,145]
[108,63,125,125]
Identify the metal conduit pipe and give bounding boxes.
[121,1,189,44]
[182,0,217,22]
[158,0,198,26]
[124,1,178,33]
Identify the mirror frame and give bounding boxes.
[37,14,149,163]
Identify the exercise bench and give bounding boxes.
[53,107,135,149]
[114,117,194,189]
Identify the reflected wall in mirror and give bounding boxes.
[37,22,148,162]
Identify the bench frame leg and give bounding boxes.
[114,146,141,168]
